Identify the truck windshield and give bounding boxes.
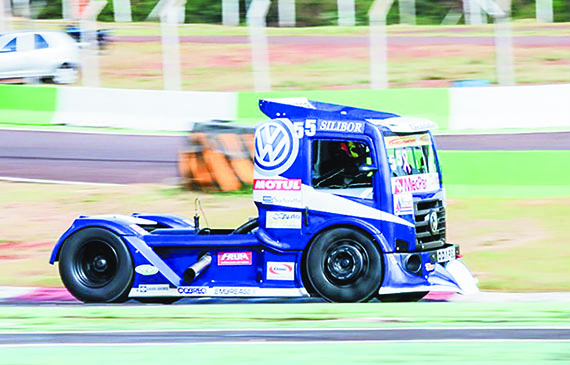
[384,133,437,177]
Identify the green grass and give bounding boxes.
[1,302,568,364]
[1,342,569,365]
[1,302,568,332]
[0,341,570,365]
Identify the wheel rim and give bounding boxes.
[73,240,119,288]
[325,240,367,284]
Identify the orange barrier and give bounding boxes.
[178,123,255,191]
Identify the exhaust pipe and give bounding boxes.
[183,253,212,283]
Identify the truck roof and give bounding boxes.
[259,97,437,133]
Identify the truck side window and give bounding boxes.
[312,139,374,191]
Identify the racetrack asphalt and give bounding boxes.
[1,327,569,345]
[1,129,569,184]
[114,35,570,47]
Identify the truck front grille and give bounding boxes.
[414,198,446,250]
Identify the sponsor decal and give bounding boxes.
[261,195,303,206]
[425,262,435,271]
[137,284,169,293]
[384,133,431,149]
[213,287,257,296]
[254,119,299,176]
[266,211,302,229]
[134,264,159,276]
[318,120,364,133]
[218,251,253,266]
[392,173,439,194]
[267,262,295,281]
[394,193,414,216]
[177,287,208,295]
[254,179,301,191]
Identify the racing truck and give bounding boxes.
[49,98,478,303]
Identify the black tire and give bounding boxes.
[58,227,134,303]
[305,228,382,303]
[378,291,428,302]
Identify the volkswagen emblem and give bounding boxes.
[428,210,438,234]
[254,119,299,176]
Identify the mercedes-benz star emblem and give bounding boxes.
[428,211,438,234]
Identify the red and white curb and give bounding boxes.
[0,287,454,303]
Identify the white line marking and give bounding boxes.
[0,339,569,348]
[1,326,568,335]
[0,176,124,186]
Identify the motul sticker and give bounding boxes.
[267,262,295,281]
[218,252,253,266]
[392,173,439,194]
[254,179,301,191]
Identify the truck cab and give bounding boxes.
[253,98,477,300]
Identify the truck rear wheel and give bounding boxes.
[305,228,382,303]
[58,228,134,303]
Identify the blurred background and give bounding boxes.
[0,1,569,363]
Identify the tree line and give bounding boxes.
[35,0,570,24]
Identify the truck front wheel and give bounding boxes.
[305,228,382,303]
[58,228,134,303]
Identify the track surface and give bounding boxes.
[115,35,570,47]
[1,328,568,345]
[1,129,568,184]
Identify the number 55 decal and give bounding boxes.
[293,119,316,138]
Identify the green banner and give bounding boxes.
[237,88,450,130]
[439,150,570,197]
[0,85,57,125]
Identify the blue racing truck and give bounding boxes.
[50,98,478,303]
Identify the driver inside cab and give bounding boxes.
[313,140,373,189]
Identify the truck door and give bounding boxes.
[310,138,378,208]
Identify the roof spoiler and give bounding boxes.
[259,97,399,121]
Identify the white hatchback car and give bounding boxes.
[0,31,81,84]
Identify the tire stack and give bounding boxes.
[179,122,255,191]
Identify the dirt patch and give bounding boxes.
[450,218,547,253]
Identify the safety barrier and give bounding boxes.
[178,122,255,191]
[3,84,569,132]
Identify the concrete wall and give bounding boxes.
[1,84,569,132]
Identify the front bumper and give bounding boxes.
[379,244,478,295]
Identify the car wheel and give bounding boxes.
[305,228,382,303]
[52,63,79,84]
[378,291,428,302]
[59,227,134,303]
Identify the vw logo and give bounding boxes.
[254,119,299,176]
[428,210,438,234]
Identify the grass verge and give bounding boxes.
[1,302,569,332]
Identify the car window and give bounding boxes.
[312,139,374,196]
[1,37,16,52]
[34,34,49,50]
